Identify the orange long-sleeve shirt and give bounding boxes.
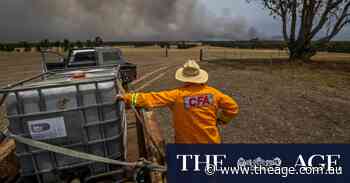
[122,84,239,144]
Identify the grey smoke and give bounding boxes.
[0,0,257,42]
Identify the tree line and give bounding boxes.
[0,39,200,52]
[3,39,350,54]
[0,37,104,52]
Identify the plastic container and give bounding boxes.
[3,70,126,183]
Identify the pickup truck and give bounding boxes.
[42,47,137,85]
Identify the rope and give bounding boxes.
[7,131,166,172]
[10,133,137,166]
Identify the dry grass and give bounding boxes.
[204,47,350,63]
[1,47,350,143]
[0,47,349,181]
[0,52,42,86]
[146,60,350,143]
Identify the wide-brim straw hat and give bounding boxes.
[175,60,208,84]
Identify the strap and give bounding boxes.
[10,133,138,167]
[8,133,166,172]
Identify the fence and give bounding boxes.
[202,48,290,61]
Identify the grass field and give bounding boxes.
[1,46,350,180]
[1,47,350,144]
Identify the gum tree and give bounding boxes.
[63,39,70,52]
[248,0,350,61]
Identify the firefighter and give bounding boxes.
[116,60,239,144]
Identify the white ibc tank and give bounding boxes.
[5,70,126,183]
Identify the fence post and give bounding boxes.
[200,48,203,61]
[165,47,168,57]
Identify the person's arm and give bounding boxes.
[120,89,178,108]
[217,92,239,125]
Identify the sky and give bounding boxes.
[200,0,280,38]
[200,0,350,40]
[0,0,350,42]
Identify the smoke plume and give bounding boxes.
[0,0,256,41]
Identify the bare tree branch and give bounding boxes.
[317,1,350,43]
[310,0,344,39]
[248,0,350,60]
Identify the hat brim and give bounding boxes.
[175,68,208,84]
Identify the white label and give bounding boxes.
[28,117,67,140]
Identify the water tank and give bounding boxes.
[4,69,126,182]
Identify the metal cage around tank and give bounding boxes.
[0,70,128,183]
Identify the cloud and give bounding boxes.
[0,0,258,41]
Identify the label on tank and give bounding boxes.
[28,117,67,140]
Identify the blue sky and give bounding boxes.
[200,0,350,40]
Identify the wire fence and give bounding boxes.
[202,48,290,61]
